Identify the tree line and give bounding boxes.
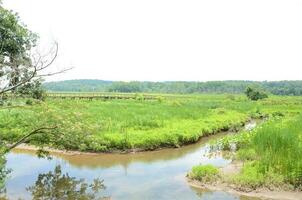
[44,80,302,96]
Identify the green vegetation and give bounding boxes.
[17,80,46,100]
[252,118,302,186]
[1,94,302,153]
[245,86,268,101]
[188,165,220,183]
[0,2,39,191]
[44,79,302,96]
[0,4,37,66]
[0,95,252,152]
[0,3,38,95]
[230,162,286,190]
[0,156,6,192]
[2,0,301,196]
[195,114,302,190]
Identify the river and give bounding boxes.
[3,122,260,200]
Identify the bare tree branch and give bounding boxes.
[38,67,73,77]
[6,126,58,152]
[0,66,37,95]
[0,41,72,95]
[35,42,59,72]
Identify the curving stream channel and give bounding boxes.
[4,122,261,200]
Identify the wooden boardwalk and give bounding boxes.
[45,93,159,100]
[5,92,192,101]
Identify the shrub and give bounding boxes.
[245,86,268,101]
[189,164,220,183]
[32,88,46,100]
[25,99,33,105]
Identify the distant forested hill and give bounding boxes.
[43,79,112,92]
[43,80,302,96]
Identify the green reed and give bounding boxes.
[252,117,302,186]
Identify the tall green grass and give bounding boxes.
[252,117,302,186]
[211,115,302,188]
[1,94,302,152]
[188,165,220,183]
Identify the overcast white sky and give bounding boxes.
[3,0,302,82]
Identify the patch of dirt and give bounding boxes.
[188,179,302,200]
[220,160,243,175]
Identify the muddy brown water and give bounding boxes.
[3,122,261,200]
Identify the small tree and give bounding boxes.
[17,79,46,100]
[0,3,70,192]
[245,86,268,101]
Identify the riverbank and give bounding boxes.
[188,115,302,200]
[13,119,259,156]
[12,127,237,156]
[187,161,302,200]
[188,178,302,200]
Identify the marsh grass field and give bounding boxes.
[1,94,302,153]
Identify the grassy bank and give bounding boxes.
[1,94,302,152]
[189,114,302,191]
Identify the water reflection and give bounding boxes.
[4,121,261,200]
[0,157,9,200]
[11,121,258,171]
[12,132,226,170]
[27,165,109,200]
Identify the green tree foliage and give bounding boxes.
[0,142,8,193]
[0,155,6,193]
[0,4,37,91]
[245,86,268,101]
[0,5,37,60]
[0,3,46,191]
[0,3,57,99]
[108,81,142,93]
[17,79,46,100]
[27,165,107,200]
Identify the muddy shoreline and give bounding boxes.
[187,161,302,200]
[188,178,302,200]
[13,131,230,156]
